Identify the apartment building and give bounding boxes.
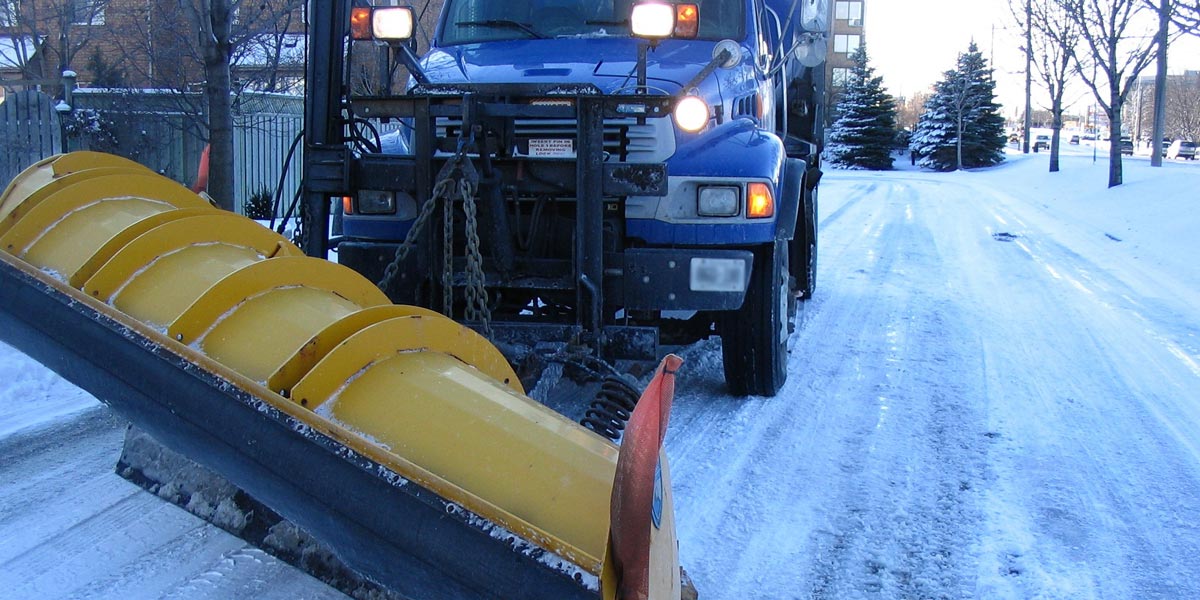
[824,0,865,120]
[0,0,307,97]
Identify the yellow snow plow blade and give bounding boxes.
[0,152,683,599]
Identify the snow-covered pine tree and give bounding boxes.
[826,44,897,170]
[910,42,1006,171]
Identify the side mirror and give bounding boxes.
[713,40,742,69]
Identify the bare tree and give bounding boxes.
[1166,75,1200,141]
[1148,0,1169,166]
[894,92,929,132]
[1146,0,1200,166]
[1017,0,1083,172]
[1058,0,1158,187]
[104,0,304,210]
[1173,0,1199,28]
[0,0,108,82]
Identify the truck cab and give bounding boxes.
[309,0,828,396]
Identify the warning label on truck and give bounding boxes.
[528,138,575,157]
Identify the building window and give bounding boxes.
[835,1,863,27]
[833,34,860,55]
[71,0,105,25]
[1,0,18,27]
[831,67,850,88]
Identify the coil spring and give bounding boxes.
[580,375,641,442]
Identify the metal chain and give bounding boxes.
[373,149,491,336]
[460,178,492,337]
[442,171,455,316]
[376,159,460,292]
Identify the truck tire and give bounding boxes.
[721,240,790,396]
[790,184,817,299]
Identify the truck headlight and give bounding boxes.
[674,95,709,133]
[698,186,739,217]
[372,7,414,42]
[357,190,396,214]
[631,2,675,39]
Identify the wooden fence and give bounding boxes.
[0,90,62,188]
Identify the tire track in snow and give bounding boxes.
[671,180,992,599]
[947,181,1200,599]
[800,181,991,600]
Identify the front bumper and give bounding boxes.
[619,247,753,311]
[339,240,753,313]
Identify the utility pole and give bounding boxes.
[1023,0,1032,154]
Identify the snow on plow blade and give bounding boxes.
[0,152,682,600]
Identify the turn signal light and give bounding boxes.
[747,183,774,218]
[675,4,699,38]
[350,7,372,40]
[342,195,353,215]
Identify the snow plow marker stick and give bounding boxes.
[0,152,684,599]
[610,354,684,600]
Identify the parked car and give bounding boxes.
[1034,134,1051,152]
[1167,139,1197,160]
[1083,133,1096,141]
[1069,135,1080,145]
[1119,137,1134,155]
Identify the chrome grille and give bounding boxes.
[436,116,673,163]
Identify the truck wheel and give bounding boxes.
[721,240,790,396]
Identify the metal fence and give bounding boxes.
[63,89,304,216]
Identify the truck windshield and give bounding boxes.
[440,0,745,45]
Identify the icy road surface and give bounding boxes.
[2,148,1199,598]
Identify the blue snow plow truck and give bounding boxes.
[301,0,829,397]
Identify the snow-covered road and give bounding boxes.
[670,153,1200,599]
[2,150,1199,598]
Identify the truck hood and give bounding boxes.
[421,38,732,95]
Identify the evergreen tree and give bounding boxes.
[910,42,1006,171]
[826,44,897,170]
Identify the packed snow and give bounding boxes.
[2,142,1199,598]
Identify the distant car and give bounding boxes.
[1167,139,1197,160]
[1083,133,1096,141]
[1034,134,1050,152]
[1119,138,1134,155]
[1069,135,1080,145]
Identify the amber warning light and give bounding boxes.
[350,7,372,40]
[747,183,774,218]
[675,4,699,38]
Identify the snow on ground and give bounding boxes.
[2,143,1199,598]
[667,144,1200,599]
